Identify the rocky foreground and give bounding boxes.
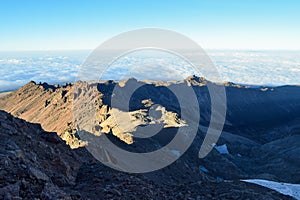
[0,76,300,199]
[0,110,292,199]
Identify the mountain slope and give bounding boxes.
[0,110,293,199]
[0,77,300,189]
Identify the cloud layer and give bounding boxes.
[0,50,300,92]
[0,51,84,91]
[208,50,300,86]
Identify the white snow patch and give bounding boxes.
[213,144,229,154]
[242,179,300,200]
[199,166,209,173]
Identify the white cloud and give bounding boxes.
[208,50,300,86]
[1,50,300,92]
[0,53,82,91]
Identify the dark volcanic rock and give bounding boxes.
[0,110,84,199]
[0,110,294,199]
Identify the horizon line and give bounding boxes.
[1,48,300,52]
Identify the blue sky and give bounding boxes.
[0,0,300,50]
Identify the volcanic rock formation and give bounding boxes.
[0,76,300,199]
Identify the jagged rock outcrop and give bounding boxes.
[0,82,86,149]
[96,104,186,144]
[0,80,187,146]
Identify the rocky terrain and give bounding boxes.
[0,76,300,199]
[0,82,86,149]
[0,110,293,199]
